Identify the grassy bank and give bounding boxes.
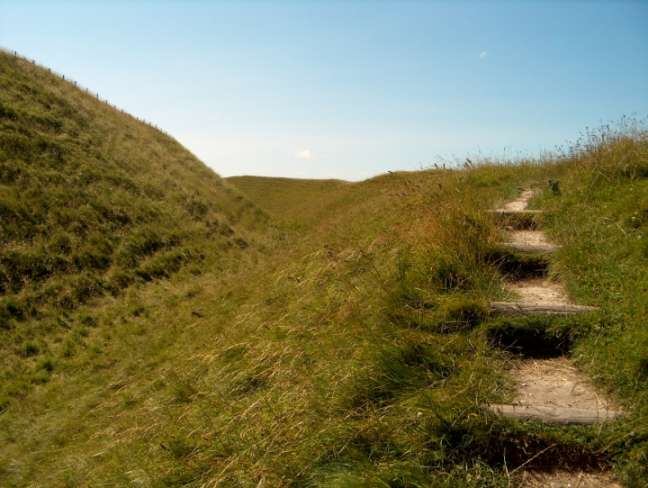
[536,129,648,485]
[0,51,269,409]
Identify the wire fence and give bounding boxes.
[1,47,172,137]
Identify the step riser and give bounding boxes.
[492,211,542,229]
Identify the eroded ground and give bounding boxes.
[510,358,618,413]
[517,470,622,488]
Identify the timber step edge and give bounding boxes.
[489,302,599,316]
[499,242,560,254]
[490,209,543,216]
[487,404,622,425]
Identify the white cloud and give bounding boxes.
[295,148,312,160]
[479,51,488,60]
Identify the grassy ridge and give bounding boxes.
[0,52,267,409]
[0,52,647,486]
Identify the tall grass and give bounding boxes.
[0,51,268,407]
[536,124,648,485]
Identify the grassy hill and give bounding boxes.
[1,52,647,487]
[0,51,268,408]
[226,175,349,229]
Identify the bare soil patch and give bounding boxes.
[516,470,622,488]
[497,189,536,212]
[505,279,571,306]
[510,358,619,412]
[507,230,555,248]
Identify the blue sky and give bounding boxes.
[1,1,647,180]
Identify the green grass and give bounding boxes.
[0,51,268,407]
[226,175,350,230]
[1,52,647,486]
[534,132,648,485]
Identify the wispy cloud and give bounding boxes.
[479,51,488,60]
[295,148,312,160]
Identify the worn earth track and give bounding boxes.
[487,189,622,487]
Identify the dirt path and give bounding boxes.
[505,279,571,306]
[516,470,622,488]
[488,189,622,486]
[503,230,559,253]
[497,189,537,212]
[508,358,619,413]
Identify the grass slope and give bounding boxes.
[0,168,511,486]
[227,175,351,229]
[0,51,267,408]
[0,53,647,487]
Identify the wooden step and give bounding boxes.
[491,209,543,217]
[500,242,560,254]
[490,302,598,315]
[487,403,622,424]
